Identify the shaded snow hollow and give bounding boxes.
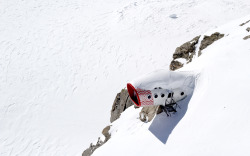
[93,16,250,156]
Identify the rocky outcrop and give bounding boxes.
[110,89,134,123]
[240,20,250,26]
[173,36,200,61]
[82,126,111,156]
[170,36,200,71]
[243,35,250,40]
[170,60,184,71]
[244,27,250,40]
[170,32,224,71]
[83,30,228,155]
[247,27,250,32]
[82,89,134,156]
[198,32,224,56]
[102,125,111,140]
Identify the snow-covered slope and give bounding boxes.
[1,0,250,155]
[93,16,250,156]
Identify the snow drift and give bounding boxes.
[93,16,250,156]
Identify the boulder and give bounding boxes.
[243,35,250,40]
[246,27,250,32]
[82,89,134,156]
[82,126,111,156]
[240,20,250,26]
[110,89,134,123]
[198,32,224,56]
[170,32,224,69]
[173,36,200,60]
[170,36,200,71]
[169,60,183,71]
[102,125,111,141]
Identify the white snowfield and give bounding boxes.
[93,16,250,156]
[0,0,250,155]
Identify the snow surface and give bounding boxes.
[93,16,250,156]
[0,0,250,155]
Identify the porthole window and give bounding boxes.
[161,94,165,98]
[148,95,151,99]
[154,94,158,98]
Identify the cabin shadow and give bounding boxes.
[148,92,194,144]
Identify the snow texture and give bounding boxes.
[0,0,250,155]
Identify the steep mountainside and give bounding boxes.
[93,16,250,156]
[1,0,250,155]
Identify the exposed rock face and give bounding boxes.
[141,32,225,122]
[170,32,224,71]
[82,139,102,156]
[82,145,93,156]
[243,35,250,40]
[82,126,111,156]
[240,20,250,26]
[198,32,224,56]
[170,60,184,71]
[173,36,200,60]
[102,125,111,140]
[110,89,134,123]
[82,89,134,156]
[247,27,250,32]
[83,31,227,155]
[170,36,200,71]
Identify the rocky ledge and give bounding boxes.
[82,89,134,156]
[170,32,224,71]
[82,31,225,156]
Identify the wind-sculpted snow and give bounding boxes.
[1,0,250,155]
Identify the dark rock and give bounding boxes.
[156,105,163,114]
[173,36,200,60]
[170,60,183,71]
[243,35,250,40]
[83,88,134,156]
[110,89,134,123]
[170,36,200,71]
[82,147,92,156]
[198,32,224,56]
[82,142,97,156]
[240,20,250,26]
[82,126,111,156]
[170,32,224,70]
[246,27,250,32]
[102,125,111,141]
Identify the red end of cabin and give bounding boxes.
[127,83,141,107]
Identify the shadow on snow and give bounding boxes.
[148,88,194,144]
